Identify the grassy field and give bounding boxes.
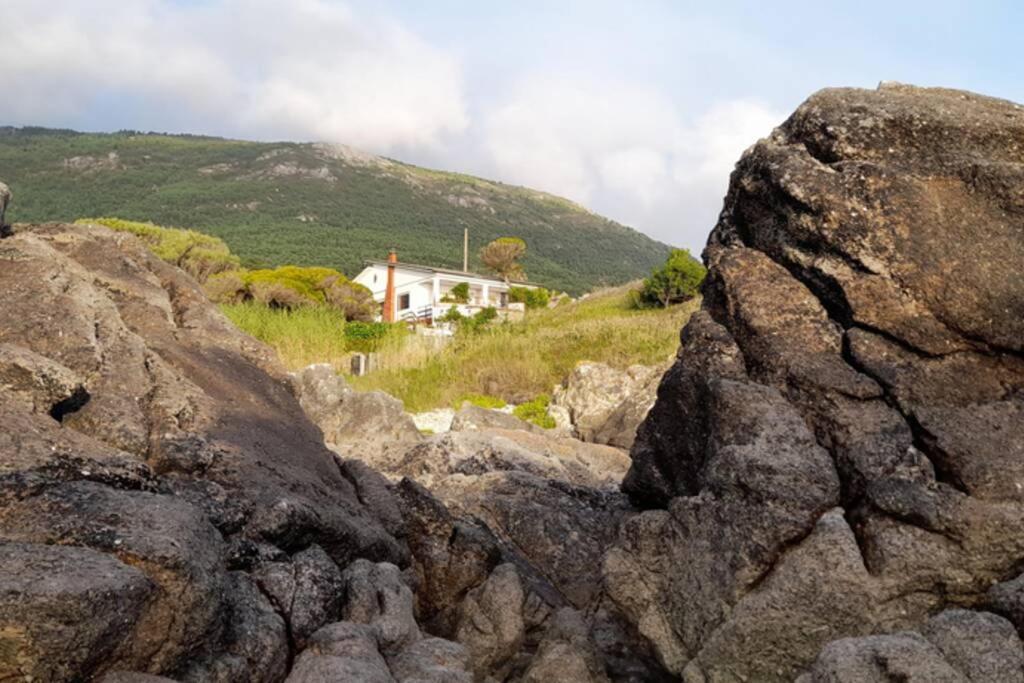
[220,303,352,370]
[351,284,698,412]
[0,126,672,295]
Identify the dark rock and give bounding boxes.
[921,609,1024,683]
[0,223,405,679]
[0,542,153,681]
[619,84,1024,679]
[253,545,345,648]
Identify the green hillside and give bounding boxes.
[0,126,671,294]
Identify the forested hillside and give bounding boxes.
[0,126,671,294]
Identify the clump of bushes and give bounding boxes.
[344,321,396,353]
[77,217,239,282]
[454,394,507,410]
[636,248,707,308]
[509,286,551,309]
[210,265,376,321]
[513,394,556,429]
[441,282,470,303]
[458,306,498,334]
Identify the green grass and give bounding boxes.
[0,126,672,295]
[351,284,698,412]
[514,395,557,429]
[220,303,350,370]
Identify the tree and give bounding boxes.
[479,237,526,283]
[639,249,706,308]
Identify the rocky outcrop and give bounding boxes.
[292,363,423,457]
[553,361,665,449]
[0,223,404,681]
[450,404,542,435]
[615,84,1024,680]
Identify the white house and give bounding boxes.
[353,250,536,324]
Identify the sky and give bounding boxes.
[2,0,1021,252]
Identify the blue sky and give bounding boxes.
[3,0,1021,251]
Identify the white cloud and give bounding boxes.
[478,75,783,249]
[0,0,467,151]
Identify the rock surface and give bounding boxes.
[553,361,665,449]
[618,83,1024,680]
[0,223,403,681]
[292,363,423,457]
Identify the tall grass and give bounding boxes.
[351,285,698,412]
[220,303,349,370]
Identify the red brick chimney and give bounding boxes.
[383,249,397,322]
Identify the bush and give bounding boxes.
[454,394,507,410]
[513,394,556,429]
[204,270,247,304]
[509,286,551,309]
[439,306,464,323]
[442,282,470,304]
[344,321,395,353]
[78,217,239,283]
[249,281,307,309]
[320,275,376,322]
[638,249,707,308]
[458,306,498,334]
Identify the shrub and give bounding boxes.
[458,306,498,334]
[442,282,470,303]
[439,306,464,323]
[509,286,551,309]
[249,281,307,309]
[204,270,247,304]
[243,266,338,304]
[638,248,707,308]
[78,217,239,283]
[454,394,507,410]
[319,275,376,322]
[344,321,395,353]
[513,394,556,429]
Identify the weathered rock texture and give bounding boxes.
[616,84,1024,680]
[553,361,666,449]
[0,223,406,681]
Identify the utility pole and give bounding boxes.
[463,228,469,272]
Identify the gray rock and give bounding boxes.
[285,622,394,683]
[342,559,422,655]
[388,638,473,683]
[553,362,659,444]
[0,543,153,681]
[921,609,1024,683]
[292,363,422,460]
[616,84,1024,680]
[253,545,345,647]
[522,608,610,683]
[455,563,526,676]
[450,404,542,434]
[801,632,967,682]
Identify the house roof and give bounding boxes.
[362,260,535,287]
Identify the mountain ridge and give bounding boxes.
[0,126,671,294]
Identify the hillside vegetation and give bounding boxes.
[0,126,671,294]
[352,284,699,412]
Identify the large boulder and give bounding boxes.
[393,428,630,491]
[0,223,404,680]
[616,84,1024,680]
[292,363,423,459]
[553,361,664,448]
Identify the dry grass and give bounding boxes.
[351,284,698,412]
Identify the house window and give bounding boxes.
[399,293,411,310]
[499,291,508,307]
[373,274,378,284]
